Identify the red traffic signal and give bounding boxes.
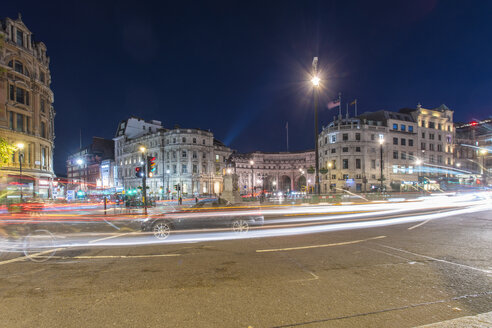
[147,156,156,177]
[135,167,144,178]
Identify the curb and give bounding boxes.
[415,311,492,327]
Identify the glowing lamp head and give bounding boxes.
[328,162,333,168]
[226,168,232,174]
[249,160,254,165]
[456,163,461,167]
[415,159,422,165]
[480,149,488,155]
[76,158,84,165]
[311,76,320,86]
[378,138,384,145]
[16,142,25,150]
[139,146,146,153]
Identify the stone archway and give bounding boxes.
[279,175,291,192]
[296,175,306,191]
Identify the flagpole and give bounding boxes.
[338,92,342,121]
[286,122,289,151]
[346,103,349,119]
[355,99,358,117]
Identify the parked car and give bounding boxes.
[141,199,264,239]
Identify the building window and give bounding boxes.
[438,134,442,141]
[393,151,398,159]
[202,152,206,159]
[355,133,361,141]
[401,138,406,146]
[324,137,328,144]
[172,164,177,174]
[401,152,407,160]
[192,151,197,159]
[173,138,176,143]
[429,133,435,140]
[16,29,24,47]
[182,164,187,174]
[182,137,186,143]
[182,150,187,158]
[40,98,45,112]
[215,154,220,162]
[332,174,336,179]
[429,122,435,129]
[438,123,442,130]
[393,137,398,145]
[421,120,426,128]
[371,159,376,169]
[343,159,349,169]
[40,71,45,83]
[429,144,435,151]
[355,147,361,152]
[446,136,452,143]
[331,135,336,143]
[193,138,196,144]
[422,132,425,138]
[401,124,406,131]
[409,139,414,147]
[41,147,46,168]
[8,111,13,129]
[343,174,349,180]
[343,134,348,141]
[202,164,207,174]
[331,148,336,154]
[172,151,176,159]
[14,61,24,74]
[41,121,46,138]
[342,147,348,152]
[421,142,426,150]
[371,134,375,141]
[332,160,337,169]
[408,126,413,132]
[193,164,197,173]
[393,123,398,130]
[16,113,24,132]
[437,144,442,152]
[356,158,361,169]
[203,139,206,145]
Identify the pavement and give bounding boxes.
[416,311,492,327]
[0,202,491,327]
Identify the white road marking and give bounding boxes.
[376,244,492,274]
[408,219,431,230]
[256,235,386,253]
[88,232,134,244]
[38,254,181,260]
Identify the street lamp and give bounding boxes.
[480,149,488,184]
[16,143,24,202]
[249,160,254,197]
[312,57,321,196]
[327,161,333,192]
[166,169,170,199]
[379,138,384,191]
[139,146,148,215]
[415,158,422,192]
[76,157,85,193]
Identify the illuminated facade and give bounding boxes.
[114,117,232,197]
[319,104,455,192]
[0,14,55,199]
[232,151,315,194]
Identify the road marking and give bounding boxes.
[0,247,66,266]
[376,244,492,274]
[88,232,133,244]
[37,254,182,260]
[256,235,386,253]
[408,219,431,230]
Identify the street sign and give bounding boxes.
[67,190,75,201]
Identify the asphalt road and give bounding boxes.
[0,208,491,328]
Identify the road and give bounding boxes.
[0,198,491,327]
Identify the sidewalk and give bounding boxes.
[415,311,492,327]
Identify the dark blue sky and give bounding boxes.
[5,0,492,174]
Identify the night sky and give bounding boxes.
[4,0,492,175]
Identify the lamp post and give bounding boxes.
[379,138,384,191]
[311,57,321,195]
[17,143,25,202]
[76,158,84,194]
[480,149,488,185]
[139,146,148,215]
[166,169,170,199]
[249,160,254,197]
[415,158,422,192]
[327,162,333,192]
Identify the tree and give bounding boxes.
[0,137,16,167]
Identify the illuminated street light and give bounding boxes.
[379,138,384,191]
[479,149,488,155]
[76,158,84,165]
[249,160,255,197]
[415,159,422,165]
[311,76,320,86]
[226,168,232,174]
[456,163,461,168]
[139,146,146,153]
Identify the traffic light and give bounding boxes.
[147,156,156,177]
[135,167,144,178]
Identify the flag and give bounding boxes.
[350,99,357,106]
[327,99,340,109]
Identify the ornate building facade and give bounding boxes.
[114,117,232,197]
[232,151,315,194]
[0,15,55,199]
